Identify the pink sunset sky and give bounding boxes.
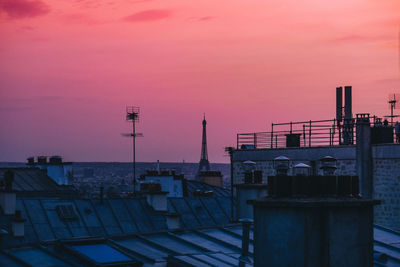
[0,0,399,163]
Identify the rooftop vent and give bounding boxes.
[56,205,78,221]
[273,156,290,176]
[293,163,311,176]
[320,156,337,176]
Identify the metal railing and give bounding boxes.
[237,119,356,149]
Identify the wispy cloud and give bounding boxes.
[61,13,105,25]
[197,16,214,21]
[329,34,392,44]
[123,9,171,22]
[0,0,50,19]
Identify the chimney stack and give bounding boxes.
[336,87,343,125]
[12,210,26,237]
[344,86,352,121]
[0,171,16,215]
[145,183,168,211]
[165,213,181,230]
[356,114,373,198]
[251,164,379,267]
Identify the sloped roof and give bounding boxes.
[184,180,230,198]
[0,168,75,196]
[2,224,400,266]
[0,225,253,266]
[0,196,234,248]
[373,225,400,266]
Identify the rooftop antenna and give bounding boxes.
[122,106,143,195]
[385,94,400,125]
[225,146,235,222]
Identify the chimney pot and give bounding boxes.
[12,210,26,237]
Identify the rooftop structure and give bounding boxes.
[232,87,400,233]
[26,156,73,186]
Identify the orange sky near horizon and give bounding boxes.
[0,0,399,163]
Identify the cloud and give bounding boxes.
[19,25,35,31]
[123,9,171,22]
[197,16,214,21]
[0,0,50,19]
[61,13,105,25]
[329,34,392,44]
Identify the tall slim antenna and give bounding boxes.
[123,106,143,195]
[385,94,400,125]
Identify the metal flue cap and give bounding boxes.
[274,156,289,161]
[320,156,337,162]
[294,163,311,169]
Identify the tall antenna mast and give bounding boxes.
[124,106,143,195]
[385,94,399,125]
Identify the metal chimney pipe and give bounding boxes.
[356,114,373,198]
[336,87,343,125]
[239,218,253,267]
[100,186,104,204]
[344,86,352,121]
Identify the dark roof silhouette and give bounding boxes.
[0,168,75,196]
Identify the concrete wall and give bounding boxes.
[232,144,400,231]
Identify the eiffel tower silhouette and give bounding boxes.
[197,114,210,177]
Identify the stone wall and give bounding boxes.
[232,144,400,231]
[373,158,400,231]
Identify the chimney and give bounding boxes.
[239,218,253,267]
[344,86,352,121]
[49,155,62,164]
[165,213,181,230]
[235,183,268,220]
[336,87,343,125]
[100,186,104,204]
[342,86,354,145]
[27,157,35,165]
[12,210,26,237]
[37,156,47,164]
[356,114,373,198]
[0,171,16,215]
[145,183,168,211]
[250,167,379,267]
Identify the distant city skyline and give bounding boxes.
[1,0,399,162]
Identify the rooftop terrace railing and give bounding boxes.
[237,116,398,150]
